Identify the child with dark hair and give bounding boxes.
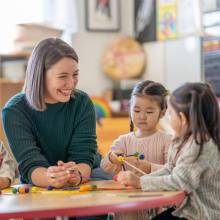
[0,141,15,189]
[101,80,171,220]
[117,82,220,220]
[101,80,171,175]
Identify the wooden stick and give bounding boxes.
[122,160,147,175]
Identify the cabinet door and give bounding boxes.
[0,79,24,109]
[164,37,202,92]
[0,79,24,146]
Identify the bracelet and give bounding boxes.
[74,169,83,186]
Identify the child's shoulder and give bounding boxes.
[116,132,135,140]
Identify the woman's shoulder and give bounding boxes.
[3,92,26,110]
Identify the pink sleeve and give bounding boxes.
[100,135,127,174]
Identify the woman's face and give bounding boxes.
[44,57,79,104]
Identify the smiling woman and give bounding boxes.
[2,39,110,220]
[2,38,103,189]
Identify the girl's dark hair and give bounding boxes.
[23,38,78,111]
[170,82,220,151]
[130,80,168,131]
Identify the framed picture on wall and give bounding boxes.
[85,0,120,32]
[134,0,157,43]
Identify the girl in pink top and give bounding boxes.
[101,80,171,176]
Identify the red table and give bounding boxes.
[0,180,185,219]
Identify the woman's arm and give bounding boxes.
[31,166,71,188]
[31,167,49,187]
[2,104,50,184]
[67,94,99,168]
[75,163,91,183]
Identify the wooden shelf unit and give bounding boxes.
[0,52,29,147]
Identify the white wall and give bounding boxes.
[143,37,202,92]
[73,0,202,96]
[72,0,134,96]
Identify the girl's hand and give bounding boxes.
[109,151,124,165]
[46,165,70,188]
[134,160,151,175]
[117,171,141,188]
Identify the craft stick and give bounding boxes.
[122,160,146,175]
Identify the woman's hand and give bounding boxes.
[57,161,82,186]
[117,171,141,188]
[46,165,71,188]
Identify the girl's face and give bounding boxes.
[130,95,163,136]
[44,57,79,104]
[167,101,188,138]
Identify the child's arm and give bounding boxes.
[140,140,217,193]
[138,160,164,173]
[163,134,172,163]
[0,144,16,189]
[100,135,126,174]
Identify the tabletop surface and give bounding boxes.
[0,180,186,219]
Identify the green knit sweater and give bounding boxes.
[2,90,100,183]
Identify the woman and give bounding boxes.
[2,38,103,189]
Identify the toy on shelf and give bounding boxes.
[91,96,111,118]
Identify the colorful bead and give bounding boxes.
[25,187,30,193]
[80,185,93,192]
[117,156,125,162]
[31,187,38,193]
[139,154,145,160]
[89,184,97,190]
[113,175,118,182]
[47,185,54,191]
[133,152,139,157]
[18,187,26,194]
[11,187,17,194]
